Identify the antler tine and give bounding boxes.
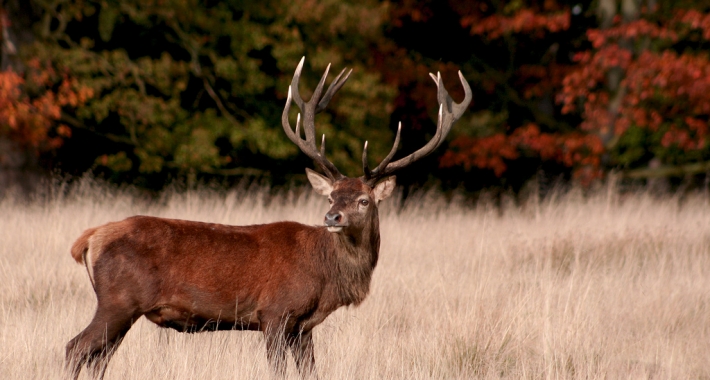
[365,122,402,179]
[282,57,348,180]
[281,86,300,143]
[316,68,353,113]
[362,141,371,178]
[455,71,473,118]
[289,57,306,110]
[300,63,331,145]
[295,112,302,139]
[363,71,471,185]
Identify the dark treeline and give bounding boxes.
[2,0,710,195]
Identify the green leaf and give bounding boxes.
[98,4,119,42]
[98,152,133,172]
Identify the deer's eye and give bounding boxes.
[328,198,333,204]
[359,199,369,206]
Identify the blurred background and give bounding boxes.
[1,0,709,196]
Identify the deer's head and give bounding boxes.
[282,57,471,234]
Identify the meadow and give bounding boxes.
[1,178,709,379]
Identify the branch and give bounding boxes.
[466,56,574,133]
[198,166,267,177]
[163,162,266,177]
[166,19,249,124]
[202,77,241,125]
[60,112,135,145]
[622,162,710,179]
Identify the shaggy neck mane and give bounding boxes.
[323,209,381,307]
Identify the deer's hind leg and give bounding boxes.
[66,304,139,380]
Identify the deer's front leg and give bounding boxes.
[288,329,317,379]
[261,313,293,377]
[264,330,287,377]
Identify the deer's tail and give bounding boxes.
[70,227,98,264]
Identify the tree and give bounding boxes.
[7,0,710,192]
[0,0,92,164]
[386,0,710,190]
[384,0,602,191]
[560,2,710,181]
[17,0,395,187]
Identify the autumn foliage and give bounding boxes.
[441,124,604,181]
[3,1,710,190]
[558,8,710,172]
[463,8,570,38]
[431,3,609,184]
[431,2,710,186]
[0,61,92,152]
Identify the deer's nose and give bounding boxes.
[324,212,342,226]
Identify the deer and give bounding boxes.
[65,56,471,379]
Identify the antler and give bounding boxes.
[362,71,472,186]
[282,57,352,181]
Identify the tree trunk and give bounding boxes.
[0,0,43,195]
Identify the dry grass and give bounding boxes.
[1,179,709,379]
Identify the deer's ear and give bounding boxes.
[306,168,333,196]
[373,176,396,202]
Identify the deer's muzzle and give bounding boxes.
[324,212,345,232]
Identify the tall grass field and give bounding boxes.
[1,179,709,379]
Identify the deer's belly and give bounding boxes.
[144,305,261,332]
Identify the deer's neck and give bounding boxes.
[326,213,380,307]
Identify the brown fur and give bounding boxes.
[66,176,393,380]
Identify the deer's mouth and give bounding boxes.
[325,216,346,232]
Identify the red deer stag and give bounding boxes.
[66,57,471,379]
